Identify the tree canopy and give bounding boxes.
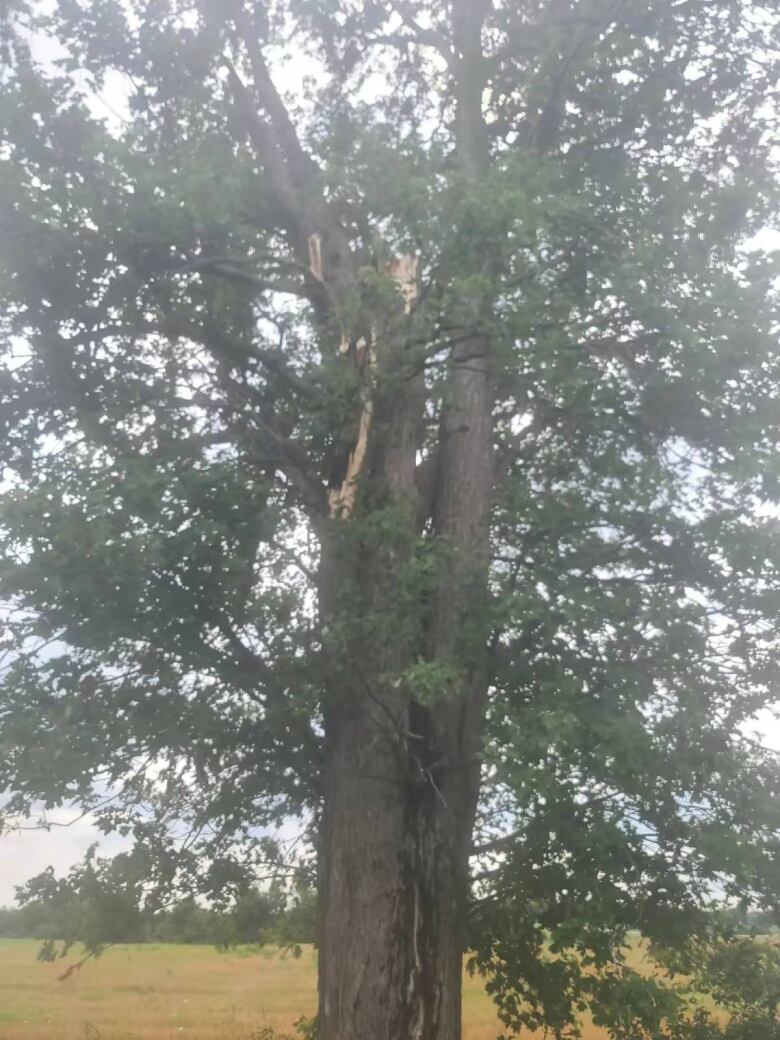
[1,0,780,1036]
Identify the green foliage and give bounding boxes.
[1,872,315,949]
[1,0,780,1035]
[247,1019,318,1040]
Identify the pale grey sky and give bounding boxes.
[0,811,129,905]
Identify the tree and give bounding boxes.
[1,0,780,1036]
[1,874,301,946]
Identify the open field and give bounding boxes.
[0,939,493,1040]
[0,938,661,1040]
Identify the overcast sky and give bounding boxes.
[0,813,129,905]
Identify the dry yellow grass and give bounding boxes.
[0,938,627,1040]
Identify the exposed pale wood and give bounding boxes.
[307,233,324,282]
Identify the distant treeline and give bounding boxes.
[0,886,316,947]
[723,907,780,933]
[2,890,774,948]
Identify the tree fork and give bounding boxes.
[316,300,494,1040]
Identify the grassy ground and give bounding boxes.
[0,937,650,1040]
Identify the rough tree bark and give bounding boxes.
[316,358,493,1040]
[317,693,485,1040]
[316,313,494,1039]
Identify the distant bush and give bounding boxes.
[0,882,316,947]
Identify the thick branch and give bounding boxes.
[392,2,455,65]
[232,8,321,190]
[166,318,322,403]
[59,320,321,404]
[451,0,491,173]
[224,60,304,236]
[175,258,314,301]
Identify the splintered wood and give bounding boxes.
[384,254,418,316]
[328,255,418,519]
[307,233,324,282]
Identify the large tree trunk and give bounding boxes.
[316,333,493,1038]
[317,694,481,1040]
